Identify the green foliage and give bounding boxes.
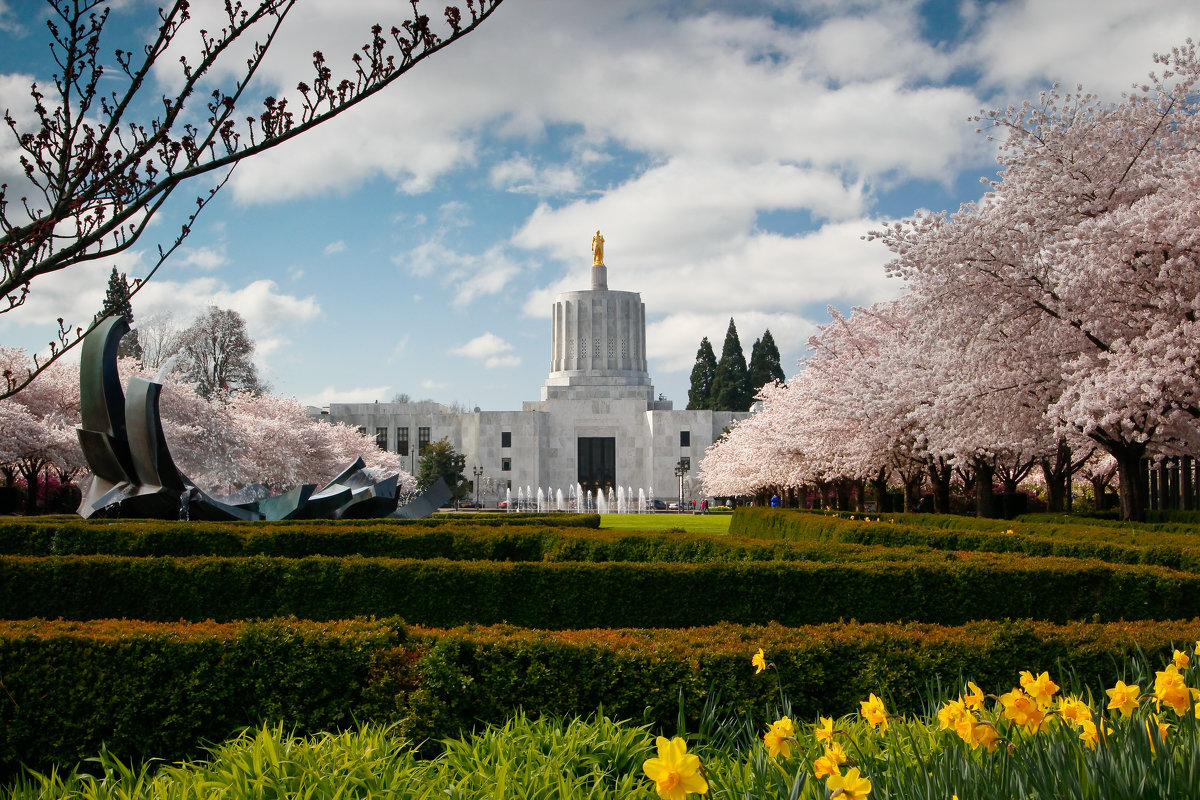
[730,507,1200,572]
[94,267,141,360]
[747,328,785,394]
[416,438,468,501]
[0,618,407,776]
[710,318,752,412]
[687,336,717,410]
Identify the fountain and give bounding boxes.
[505,487,512,512]
[536,487,545,512]
[638,487,646,513]
[556,488,564,512]
[576,483,584,512]
[616,486,626,514]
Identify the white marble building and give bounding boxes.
[326,236,749,505]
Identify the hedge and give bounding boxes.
[5,617,1200,776]
[730,508,1200,572]
[0,618,406,776]
[3,553,1199,627]
[0,520,942,564]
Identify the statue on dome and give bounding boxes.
[591,230,605,266]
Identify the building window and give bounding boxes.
[397,427,409,456]
[418,426,430,455]
[375,427,388,450]
[501,431,512,448]
[680,430,690,448]
[608,338,615,358]
[356,426,367,435]
[501,458,512,471]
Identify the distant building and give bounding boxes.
[325,237,749,505]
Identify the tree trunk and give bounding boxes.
[18,461,43,516]
[870,467,889,513]
[974,457,997,518]
[1108,441,1148,522]
[927,458,952,513]
[1040,439,1071,512]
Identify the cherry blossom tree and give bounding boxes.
[1,0,503,398]
[0,346,82,511]
[874,41,1200,520]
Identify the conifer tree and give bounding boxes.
[748,328,786,394]
[711,318,751,411]
[95,267,142,360]
[687,337,718,410]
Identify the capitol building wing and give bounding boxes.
[325,235,749,504]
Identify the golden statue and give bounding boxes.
[591,230,605,266]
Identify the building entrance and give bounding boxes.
[577,437,616,500]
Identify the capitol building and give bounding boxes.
[324,233,749,505]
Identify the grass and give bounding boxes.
[599,512,732,535]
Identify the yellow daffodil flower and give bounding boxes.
[815,716,835,745]
[1173,649,1190,670]
[963,681,986,712]
[827,766,873,800]
[999,688,1046,732]
[1019,670,1060,708]
[937,698,968,731]
[1106,681,1141,717]
[763,716,795,759]
[813,742,848,780]
[860,693,888,731]
[971,722,1000,752]
[643,736,708,800]
[1154,665,1191,716]
[752,648,767,674]
[1058,696,1093,727]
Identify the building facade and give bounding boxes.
[326,239,749,505]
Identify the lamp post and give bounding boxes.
[674,458,690,512]
[472,465,484,507]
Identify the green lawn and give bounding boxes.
[599,512,732,534]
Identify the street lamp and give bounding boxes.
[674,458,690,512]
[472,465,484,507]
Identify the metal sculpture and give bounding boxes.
[76,316,435,520]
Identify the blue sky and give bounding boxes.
[2,0,1198,411]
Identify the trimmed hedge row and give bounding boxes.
[0,617,406,776]
[3,553,1198,627]
[5,616,1200,775]
[0,520,941,564]
[731,508,1200,572]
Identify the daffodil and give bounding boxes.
[827,766,872,799]
[812,741,847,779]
[814,716,835,745]
[1106,680,1141,717]
[999,688,1045,732]
[763,716,795,758]
[1154,664,1191,716]
[963,681,986,712]
[860,693,888,731]
[970,722,1000,752]
[1173,649,1190,670]
[643,736,708,800]
[1019,670,1060,708]
[1058,696,1093,727]
[937,698,968,732]
[752,648,767,674]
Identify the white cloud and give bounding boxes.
[490,155,582,196]
[175,245,228,270]
[307,385,393,405]
[451,331,522,369]
[323,240,346,255]
[970,0,1200,96]
[396,239,524,305]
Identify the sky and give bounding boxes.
[1,0,1198,412]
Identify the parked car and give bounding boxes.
[650,499,667,510]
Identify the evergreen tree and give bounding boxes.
[748,328,786,394]
[417,437,469,503]
[686,337,718,410]
[711,318,751,412]
[96,267,142,360]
